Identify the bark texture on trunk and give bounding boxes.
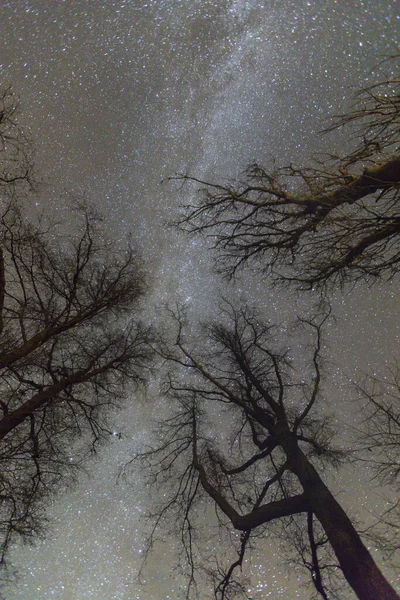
[289,443,400,600]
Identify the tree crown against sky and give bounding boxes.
[134,63,400,600]
[0,89,153,568]
[172,64,400,290]
[0,87,34,193]
[355,366,400,568]
[134,301,399,600]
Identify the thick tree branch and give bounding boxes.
[143,299,400,600]
[171,71,400,289]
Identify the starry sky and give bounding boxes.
[1,1,400,598]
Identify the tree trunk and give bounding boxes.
[290,445,399,600]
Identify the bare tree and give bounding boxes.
[134,302,399,600]
[356,366,400,490]
[172,67,400,290]
[0,198,153,562]
[0,87,34,192]
[0,86,153,564]
[353,366,400,572]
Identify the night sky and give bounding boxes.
[1,1,400,598]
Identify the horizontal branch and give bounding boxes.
[195,453,309,530]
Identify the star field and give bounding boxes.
[1,1,399,598]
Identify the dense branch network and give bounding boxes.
[0,200,153,562]
[0,87,34,191]
[172,72,400,289]
[356,367,400,490]
[0,84,156,577]
[135,302,399,600]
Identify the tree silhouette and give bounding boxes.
[0,89,153,565]
[0,87,34,192]
[0,200,152,562]
[135,302,399,600]
[173,67,400,290]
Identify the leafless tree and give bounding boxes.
[0,86,153,565]
[134,301,399,600]
[172,66,400,290]
[356,366,400,490]
[0,198,153,563]
[353,366,400,571]
[0,87,34,192]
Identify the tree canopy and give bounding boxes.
[0,89,153,566]
[173,69,400,290]
[135,302,399,600]
[135,63,400,600]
